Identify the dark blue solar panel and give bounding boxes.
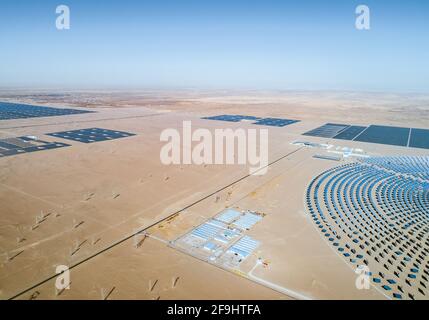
[333,126,368,140]
[0,101,94,120]
[0,148,25,156]
[303,123,349,138]
[409,128,429,149]
[354,125,410,147]
[22,143,70,152]
[202,115,261,122]
[303,123,429,149]
[0,136,70,158]
[202,115,299,127]
[252,118,299,127]
[239,116,261,121]
[47,128,136,143]
[0,141,21,150]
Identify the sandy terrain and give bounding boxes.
[0,89,428,300]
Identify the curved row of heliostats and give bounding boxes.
[306,156,429,300]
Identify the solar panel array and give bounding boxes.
[202,115,260,122]
[306,156,429,300]
[0,101,93,120]
[407,129,429,150]
[47,128,135,144]
[228,236,260,258]
[303,123,349,138]
[356,125,410,147]
[180,208,264,264]
[252,117,299,127]
[0,136,70,158]
[202,114,300,127]
[215,208,242,224]
[214,229,240,244]
[191,222,224,240]
[334,126,367,140]
[303,123,429,149]
[233,212,263,230]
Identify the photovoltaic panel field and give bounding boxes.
[0,101,93,120]
[202,114,300,127]
[47,128,135,143]
[303,123,429,149]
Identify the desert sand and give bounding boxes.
[0,89,428,300]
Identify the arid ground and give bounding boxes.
[0,89,428,300]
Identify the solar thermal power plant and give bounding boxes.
[46,128,135,143]
[202,114,300,127]
[2,90,429,302]
[303,124,429,150]
[0,136,70,157]
[0,101,93,120]
[306,156,429,300]
[4,0,429,306]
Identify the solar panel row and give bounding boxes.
[409,129,429,150]
[303,123,429,150]
[253,118,300,127]
[333,126,367,140]
[0,128,136,158]
[47,128,135,143]
[0,101,93,120]
[232,212,262,230]
[215,208,242,224]
[356,125,410,147]
[0,136,70,158]
[202,115,253,122]
[191,222,223,240]
[303,123,349,138]
[228,236,260,258]
[202,114,300,127]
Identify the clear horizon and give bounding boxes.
[1,0,428,92]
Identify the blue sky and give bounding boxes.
[0,0,428,92]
